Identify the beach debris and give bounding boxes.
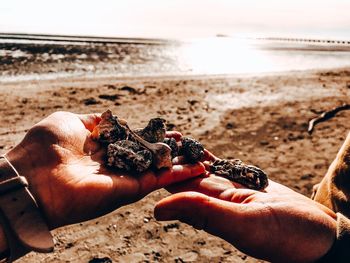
[187,99,199,106]
[82,97,100,105]
[88,257,112,263]
[92,110,173,172]
[308,103,350,134]
[210,159,269,190]
[120,85,138,94]
[179,137,205,163]
[225,122,234,129]
[166,122,176,131]
[92,110,269,190]
[163,222,180,232]
[163,137,179,158]
[91,110,127,144]
[107,140,153,173]
[125,124,172,170]
[134,118,167,143]
[98,94,121,101]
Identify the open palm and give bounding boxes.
[155,153,337,262]
[6,112,204,229]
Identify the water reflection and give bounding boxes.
[1,37,350,82]
[178,38,273,74]
[175,37,350,75]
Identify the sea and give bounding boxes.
[1,34,350,82]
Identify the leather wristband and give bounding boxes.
[0,155,54,262]
[317,213,350,263]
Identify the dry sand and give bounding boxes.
[1,69,350,262]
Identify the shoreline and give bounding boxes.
[1,66,350,86]
[2,37,350,83]
[1,68,350,262]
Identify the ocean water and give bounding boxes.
[1,35,350,82]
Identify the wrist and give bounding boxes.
[0,158,9,255]
[5,145,35,182]
[0,154,54,260]
[3,144,53,228]
[5,146,52,226]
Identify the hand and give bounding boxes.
[155,152,337,262]
[5,111,205,229]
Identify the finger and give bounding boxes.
[154,192,245,241]
[156,163,205,189]
[165,131,182,142]
[77,113,101,132]
[166,175,247,199]
[136,163,205,196]
[173,156,207,165]
[203,161,211,170]
[201,149,218,162]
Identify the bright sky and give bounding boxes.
[1,0,349,39]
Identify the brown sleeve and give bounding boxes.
[317,213,350,263]
[312,132,350,218]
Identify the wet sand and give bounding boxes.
[1,69,350,262]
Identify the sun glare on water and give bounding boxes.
[178,38,274,75]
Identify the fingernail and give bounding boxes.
[172,157,181,164]
[172,165,184,173]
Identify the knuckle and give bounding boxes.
[26,123,58,144]
[51,111,68,117]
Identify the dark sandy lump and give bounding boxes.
[92,110,269,190]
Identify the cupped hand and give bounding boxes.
[155,152,337,263]
[5,112,205,229]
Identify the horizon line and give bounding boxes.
[1,32,350,46]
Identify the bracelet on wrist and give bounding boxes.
[0,155,54,262]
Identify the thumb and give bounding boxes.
[154,192,245,242]
[77,113,101,132]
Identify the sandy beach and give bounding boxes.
[0,67,349,262]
